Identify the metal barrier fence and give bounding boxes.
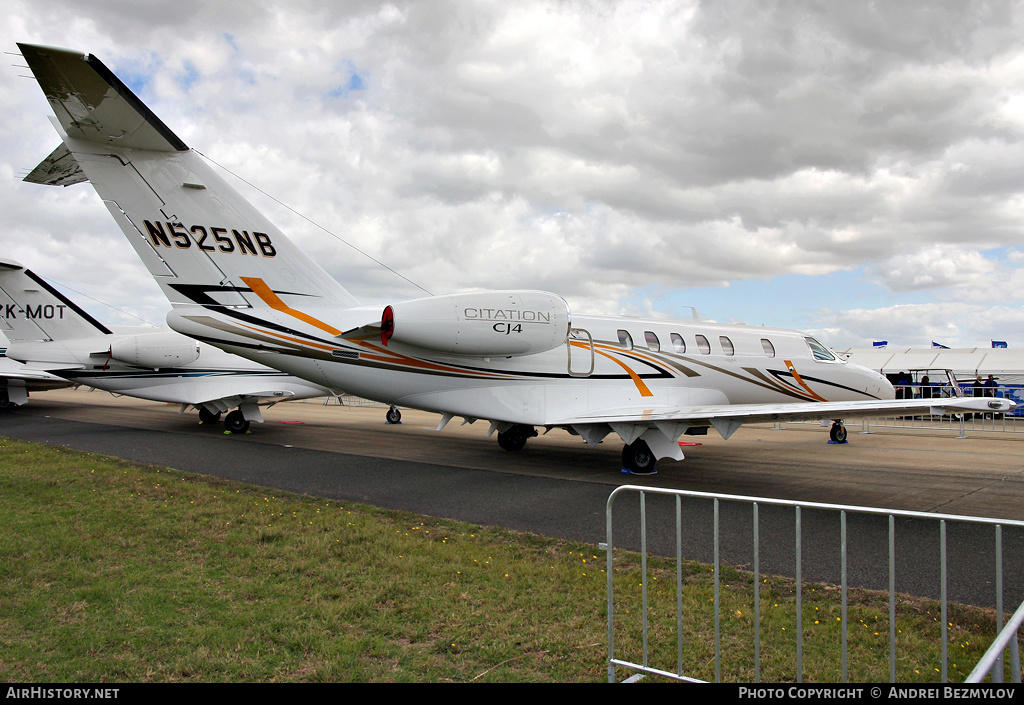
[775,412,1024,438]
[603,486,1024,683]
[771,384,1024,437]
[301,395,387,408]
[969,599,1024,683]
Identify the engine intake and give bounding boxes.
[382,290,570,357]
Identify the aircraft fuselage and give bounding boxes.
[168,306,893,428]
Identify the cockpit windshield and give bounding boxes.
[804,337,838,362]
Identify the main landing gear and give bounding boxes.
[198,406,250,434]
[386,406,402,424]
[497,424,537,452]
[829,421,848,444]
[198,407,221,425]
[224,409,250,434]
[621,439,657,475]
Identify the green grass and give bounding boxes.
[0,437,1019,682]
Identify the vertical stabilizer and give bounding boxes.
[0,259,112,341]
[18,43,360,314]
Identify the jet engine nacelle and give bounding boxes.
[381,290,571,357]
[108,332,200,368]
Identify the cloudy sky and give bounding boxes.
[4,0,1024,349]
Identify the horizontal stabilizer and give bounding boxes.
[340,321,383,341]
[23,143,87,186]
[18,43,187,152]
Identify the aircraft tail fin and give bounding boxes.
[18,43,360,314]
[0,259,112,341]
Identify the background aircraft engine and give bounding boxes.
[381,291,571,357]
[108,332,200,368]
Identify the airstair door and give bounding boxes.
[567,328,595,377]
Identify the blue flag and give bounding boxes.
[872,341,887,347]
[932,341,950,349]
[993,340,1008,348]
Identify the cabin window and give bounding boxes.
[720,336,735,356]
[670,333,685,353]
[804,336,837,361]
[617,330,633,350]
[644,331,660,352]
[761,338,776,358]
[695,334,711,355]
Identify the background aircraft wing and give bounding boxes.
[193,389,300,406]
[0,366,72,391]
[0,351,72,405]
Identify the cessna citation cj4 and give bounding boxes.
[0,258,335,433]
[17,43,1015,473]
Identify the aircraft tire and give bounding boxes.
[198,407,221,425]
[0,392,11,411]
[386,406,402,424]
[497,424,536,452]
[622,440,656,474]
[224,409,250,434]
[829,423,847,443]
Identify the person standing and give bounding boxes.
[984,375,998,397]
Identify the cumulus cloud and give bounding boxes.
[3,0,1024,345]
[812,300,1024,350]
[872,245,996,291]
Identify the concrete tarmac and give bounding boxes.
[3,388,1024,608]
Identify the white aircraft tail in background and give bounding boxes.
[18,43,1015,472]
[0,257,337,433]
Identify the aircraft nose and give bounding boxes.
[870,368,894,399]
[853,362,892,399]
[879,375,895,399]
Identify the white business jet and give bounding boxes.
[0,257,336,433]
[16,44,1014,472]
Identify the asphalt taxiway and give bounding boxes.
[4,388,1024,607]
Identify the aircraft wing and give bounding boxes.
[193,389,299,406]
[187,385,336,424]
[16,361,89,372]
[0,354,73,404]
[554,396,1017,439]
[0,366,72,391]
